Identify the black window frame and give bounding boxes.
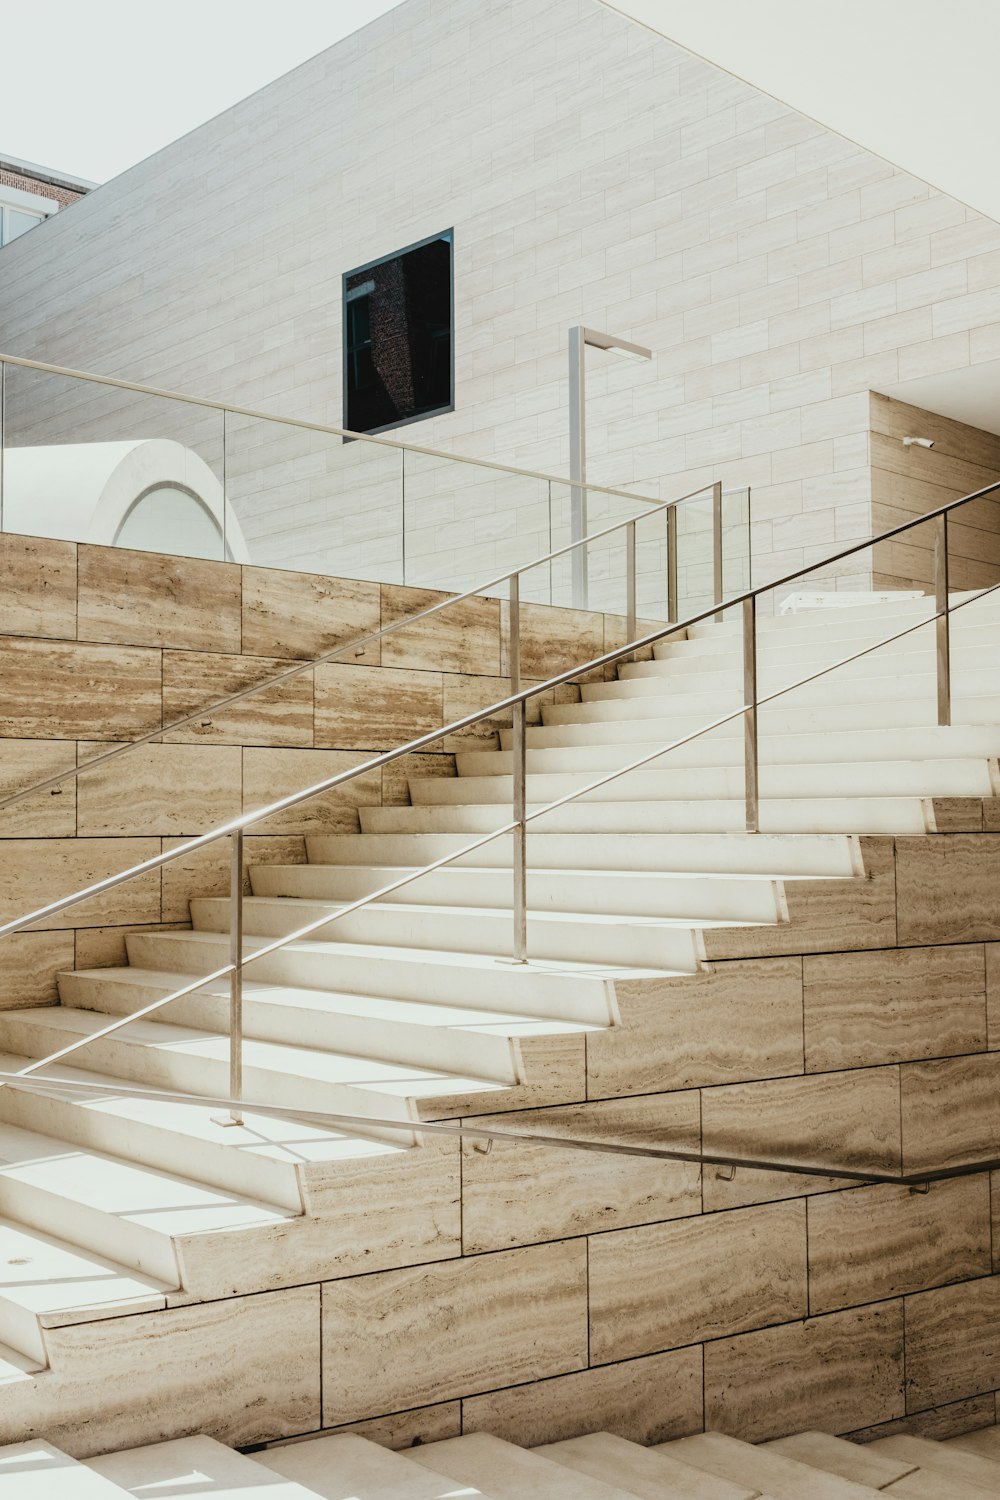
[342,228,455,438]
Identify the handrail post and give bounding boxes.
[743,595,759,833]
[626,519,637,660]
[712,480,724,622]
[935,512,951,726]
[509,574,528,963]
[666,504,678,624]
[216,829,244,1126]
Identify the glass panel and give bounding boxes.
[0,362,226,560]
[401,448,550,599]
[223,412,404,583]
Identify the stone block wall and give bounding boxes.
[0,531,638,1006]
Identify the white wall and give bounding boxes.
[2,0,1000,611]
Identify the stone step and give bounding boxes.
[0,1116,290,1290]
[631,630,998,682]
[520,696,1000,744]
[477,724,1000,775]
[0,1441,131,1499]
[125,928,621,1021]
[306,829,861,877]
[0,1006,503,1139]
[544,682,1000,726]
[60,967,596,1087]
[949,1427,1000,1463]
[249,862,788,923]
[413,758,997,803]
[684,590,991,640]
[190,893,714,971]
[255,1430,499,1498]
[408,1431,641,1499]
[359,794,932,835]
[0,1046,400,1213]
[655,606,999,661]
[764,1431,917,1489]
[0,1216,170,1367]
[580,660,1000,705]
[660,1433,882,1499]
[87,1432,329,1497]
[537,1430,759,1498]
[870,1433,1000,1494]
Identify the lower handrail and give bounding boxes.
[0,1069,987,1188]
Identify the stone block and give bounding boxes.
[0,838,161,929]
[807,1178,991,1313]
[0,639,161,741]
[460,1092,700,1252]
[77,544,241,651]
[321,1241,588,1423]
[0,739,77,837]
[0,533,76,641]
[242,746,381,835]
[163,650,313,747]
[704,1301,905,1441]
[462,1346,703,1447]
[381,585,501,676]
[76,742,242,836]
[904,1274,1000,1410]
[589,958,803,1097]
[314,662,442,752]
[803,944,988,1071]
[896,835,1000,945]
[589,1201,807,1361]
[242,565,381,663]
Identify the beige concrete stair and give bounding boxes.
[537,1430,761,1497]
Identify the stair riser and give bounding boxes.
[581,661,1000,703]
[188,898,705,971]
[0,1074,303,1212]
[248,865,786,923]
[524,695,1000,741]
[359,797,931,835]
[650,616,1000,668]
[543,684,1000,725]
[411,760,998,804]
[124,933,617,1023]
[466,724,1000,774]
[0,1015,419,1141]
[305,830,862,877]
[59,974,522,1086]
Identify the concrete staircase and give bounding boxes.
[0,589,998,1446]
[10,1421,1000,1497]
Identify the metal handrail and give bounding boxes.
[0,349,673,508]
[0,476,720,816]
[0,1069,994,1189]
[2,475,998,1118]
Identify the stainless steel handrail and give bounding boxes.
[0,1068,994,1189]
[0,477,717,816]
[0,349,672,509]
[2,475,998,1113]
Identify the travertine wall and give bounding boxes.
[7,822,1000,1455]
[0,530,641,1005]
[4,0,1000,599]
[869,393,1000,592]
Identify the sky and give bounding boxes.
[0,0,403,184]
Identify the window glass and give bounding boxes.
[344,232,453,433]
[3,208,43,244]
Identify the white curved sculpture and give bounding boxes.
[1,439,250,561]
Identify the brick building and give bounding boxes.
[0,154,93,249]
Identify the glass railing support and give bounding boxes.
[935,512,951,726]
[509,572,528,963]
[743,595,759,834]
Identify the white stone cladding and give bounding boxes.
[1,0,1000,609]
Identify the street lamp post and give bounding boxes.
[568,325,653,609]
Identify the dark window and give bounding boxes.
[343,231,453,434]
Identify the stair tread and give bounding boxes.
[87,1432,329,1496]
[661,1433,882,1499]
[0,1441,128,1498]
[0,1116,290,1241]
[255,1430,499,1498]
[408,1431,641,1499]
[949,1428,1000,1462]
[764,1431,916,1487]
[67,967,597,1036]
[537,1431,759,1498]
[871,1433,1000,1492]
[0,1214,170,1323]
[0,1006,506,1099]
